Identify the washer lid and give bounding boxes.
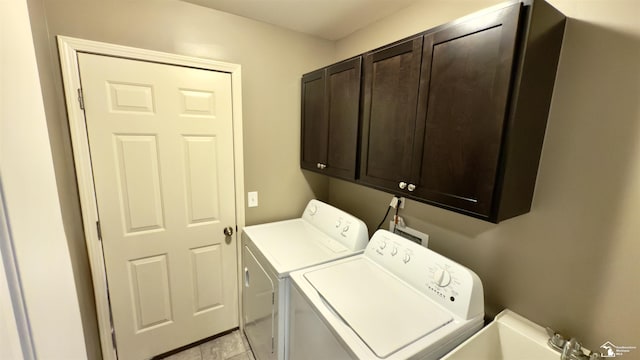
[304,258,453,358]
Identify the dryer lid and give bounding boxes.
[244,219,350,275]
[304,258,453,358]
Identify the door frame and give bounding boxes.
[57,36,246,360]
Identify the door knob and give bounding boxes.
[223,226,234,236]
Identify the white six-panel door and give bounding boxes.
[78,53,238,360]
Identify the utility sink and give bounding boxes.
[442,309,560,360]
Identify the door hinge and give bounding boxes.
[77,88,85,110]
[272,292,275,305]
[106,281,118,357]
[96,221,102,241]
[111,328,118,349]
[111,327,118,357]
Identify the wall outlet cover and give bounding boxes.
[248,191,258,207]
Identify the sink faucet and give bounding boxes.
[547,327,567,352]
[546,328,602,360]
[561,338,599,360]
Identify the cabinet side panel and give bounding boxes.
[495,0,566,221]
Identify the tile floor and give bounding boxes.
[160,330,255,360]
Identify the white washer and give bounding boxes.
[241,200,368,360]
[289,229,485,360]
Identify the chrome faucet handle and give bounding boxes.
[546,327,566,352]
[589,351,603,360]
[562,338,589,360]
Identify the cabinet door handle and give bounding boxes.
[244,267,250,288]
[320,163,327,169]
[407,184,416,192]
[316,163,321,169]
[399,182,407,189]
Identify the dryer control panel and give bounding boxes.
[365,230,484,320]
[302,200,368,252]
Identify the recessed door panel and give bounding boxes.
[180,89,216,118]
[115,135,165,234]
[183,136,220,225]
[107,82,155,114]
[190,245,223,314]
[129,254,172,331]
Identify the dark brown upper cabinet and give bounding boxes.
[303,0,566,223]
[301,57,362,180]
[410,3,523,218]
[359,37,424,191]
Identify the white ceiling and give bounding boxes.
[181,0,421,40]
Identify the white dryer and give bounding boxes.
[241,200,368,360]
[288,229,485,360]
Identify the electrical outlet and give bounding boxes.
[390,196,407,209]
[248,191,258,207]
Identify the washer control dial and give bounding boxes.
[433,268,452,287]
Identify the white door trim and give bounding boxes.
[57,36,246,360]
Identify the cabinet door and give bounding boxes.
[413,4,522,217]
[360,37,424,191]
[324,58,362,180]
[301,69,327,171]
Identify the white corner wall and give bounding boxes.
[0,0,87,358]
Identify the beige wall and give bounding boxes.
[26,0,333,357]
[330,0,640,352]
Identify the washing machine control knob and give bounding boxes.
[391,247,398,256]
[308,205,318,215]
[403,253,411,264]
[433,268,452,287]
